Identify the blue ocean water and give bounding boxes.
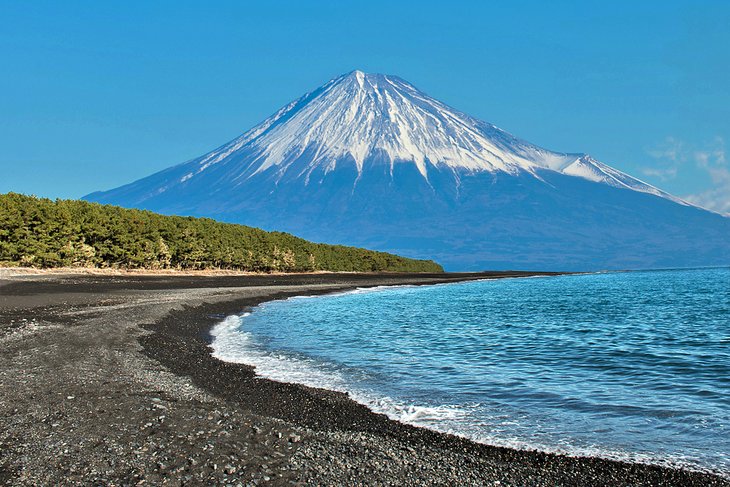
[211,268,730,474]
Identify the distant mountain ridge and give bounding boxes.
[86,71,730,271]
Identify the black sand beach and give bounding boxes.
[0,271,727,486]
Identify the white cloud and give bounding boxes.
[685,187,730,215]
[644,136,730,216]
[684,137,730,216]
[641,166,678,181]
[647,136,685,163]
[642,137,684,181]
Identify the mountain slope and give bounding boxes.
[86,71,730,271]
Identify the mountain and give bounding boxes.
[85,71,730,271]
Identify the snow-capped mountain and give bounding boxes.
[85,71,730,271]
[137,71,677,201]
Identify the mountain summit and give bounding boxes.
[137,70,676,201]
[86,71,730,270]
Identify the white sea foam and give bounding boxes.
[210,312,470,426]
[286,284,421,300]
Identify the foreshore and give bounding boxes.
[0,270,726,486]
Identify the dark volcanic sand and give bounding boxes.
[0,271,726,486]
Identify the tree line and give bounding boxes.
[0,193,443,273]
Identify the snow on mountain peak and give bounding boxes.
[183,71,684,203]
[244,69,544,179]
[192,71,556,179]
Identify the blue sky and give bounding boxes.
[1,1,729,213]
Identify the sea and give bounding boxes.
[210,268,730,475]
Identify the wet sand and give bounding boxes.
[0,271,726,486]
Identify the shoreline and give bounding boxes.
[161,278,728,483]
[204,280,724,477]
[1,272,726,485]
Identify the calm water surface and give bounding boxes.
[211,268,730,474]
